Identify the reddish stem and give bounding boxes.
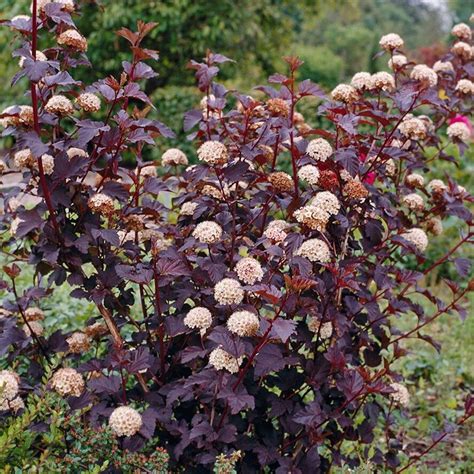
[31,0,61,237]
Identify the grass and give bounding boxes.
[391,285,474,473]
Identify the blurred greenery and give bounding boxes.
[1,0,472,104]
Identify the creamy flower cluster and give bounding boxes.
[388,54,408,70]
[298,164,320,185]
[214,278,244,305]
[267,98,290,117]
[109,406,143,437]
[294,205,329,231]
[66,332,91,354]
[0,370,20,410]
[296,238,331,263]
[455,79,474,95]
[402,193,424,211]
[162,148,188,166]
[192,221,223,244]
[451,41,472,60]
[180,202,198,216]
[23,321,44,337]
[50,368,85,397]
[401,228,428,252]
[45,95,74,115]
[371,71,395,91]
[308,319,333,339]
[331,84,358,103]
[410,65,437,88]
[379,33,404,50]
[184,306,212,331]
[312,191,341,215]
[235,257,264,285]
[57,29,87,52]
[405,173,424,188]
[433,60,454,73]
[88,193,115,216]
[76,92,101,112]
[306,138,333,162]
[389,382,410,406]
[447,122,471,141]
[398,117,427,140]
[451,23,472,41]
[197,141,228,165]
[227,310,259,337]
[209,347,241,373]
[263,220,288,243]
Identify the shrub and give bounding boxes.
[0,2,473,472]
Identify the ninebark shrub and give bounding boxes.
[0,3,473,472]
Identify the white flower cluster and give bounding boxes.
[398,117,427,140]
[209,347,241,373]
[371,71,395,91]
[306,138,333,162]
[312,191,341,215]
[405,173,424,188]
[308,319,333,339]
[197,141,228,165]
[13,149,35,169]
[433,60,454,73]
[389,382,410,406]
[23,321,44,337]
[192,221,223,244]
[88,193,115,216]
[66,332,91,354]
[451,41,472,60]
[57,29,88,52]
[76,92,101,112]
[296,238,331,263]
[379,33,404,50]
[428,179,447,194]
[426,217,443,236]
[235,257,264,285]
[0,370,22,412]
[298,164,320,185]
[447,122,471,141]
[67,148,88,159]
[162,148,188,166]
[227,310,259,337]
[401,228,428,252]
[331,84,358,103]
[294,205,329,231]
[351,72,373,91]
[410,65,437,88]
[184,306,212,331]
[455,79,474,95]
[263,220,288,243]
[50,368,85,397]
[109,406,143,437]
[402,193,424,211]
[180,202,198,216]
[25,307,44,321]
[214,278,244,305]
[451,23,472,41]
[45,95,74,115]
[388,54,408,70]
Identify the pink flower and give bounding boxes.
[449,114,472,134]
[359,153,376,185]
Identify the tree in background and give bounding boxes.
[295,0,450,88]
